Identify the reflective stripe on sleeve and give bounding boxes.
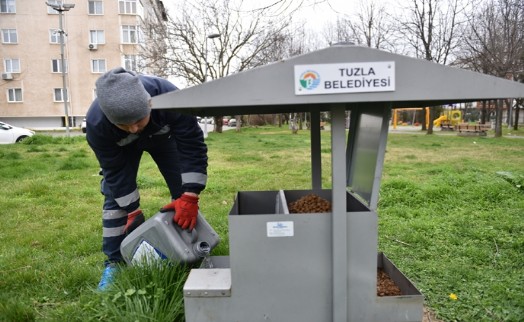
[181,172,207,186]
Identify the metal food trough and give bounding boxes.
[153,45,524,321]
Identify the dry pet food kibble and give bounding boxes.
[288,194,332,213]
[377,269,402,296]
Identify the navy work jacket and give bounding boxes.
[86,74,208,213]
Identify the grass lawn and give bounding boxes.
[0,126,522,321]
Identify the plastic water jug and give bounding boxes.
[120,210,220,265]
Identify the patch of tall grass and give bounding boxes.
[82,261,188,322]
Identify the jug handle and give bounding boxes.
[169,210,199,243]
[190,229,198,243]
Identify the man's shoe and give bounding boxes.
[97,264,118,291]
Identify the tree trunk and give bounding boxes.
[421,108,427,131]
[481,101,487,124]
[495,100,502,138]
[505,99,512,128]
[514,99,521,131]
[214,116,223,133]
[290,113,299,134]
[235,115,241,132]
[426,107,435,134]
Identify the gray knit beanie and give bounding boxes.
[95,67,151,125]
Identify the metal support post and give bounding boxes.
[331,106,348,321]
[310,111,322,190]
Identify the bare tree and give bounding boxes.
[399,0,469,63]
[322,17,353,46]
[169,1,291,83]
[246,22,318,132]
[139,1,170,77]
[459,0,524,134]
[140,0,292,132]
[321,0,396,51]
[397,0,469,133]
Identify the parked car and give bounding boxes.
[80,118,87,133]
[199,117,214,124]
[0,121,35,144]
[228,118,237,127]
[222,118,229,126]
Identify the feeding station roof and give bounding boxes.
[153,44,524,209]
[153,45,524,115]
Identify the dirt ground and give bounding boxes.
[423,307,443,322]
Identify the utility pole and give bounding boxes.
[202,33,220,137]
[46,2,75,137]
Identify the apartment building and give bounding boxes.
[0,0,165,129]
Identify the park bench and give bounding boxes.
[455,123,491,136]
[440,121,454,131]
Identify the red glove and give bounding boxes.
[124,209,145,235]
[161,194,199,230]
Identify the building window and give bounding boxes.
[119,0,136,14]
[89,30,105,44]
[49,29,66,44]
[0,0,16,13]
[88,0,103,15]
[4,58,20,73]
[91,59,106,73]
[123,55,137,71]
[7,88,22,102]
[122,25,138,43]
[1,29,17,43]
[46,0,63,14]
[54,88,69,102]
[51,59,68,73]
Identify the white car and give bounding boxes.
[0,121,35,144]
[199,117,215,124]
[81,118,87,133]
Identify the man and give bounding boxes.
[86,67,208,290]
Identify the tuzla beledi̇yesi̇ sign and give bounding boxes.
[295,61,395,95]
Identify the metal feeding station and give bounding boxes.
[153,45,524,321]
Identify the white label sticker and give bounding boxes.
[267,221,294,237]
[132,240,163,265]
[295,61,395,95]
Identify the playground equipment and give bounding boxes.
[392,107,429,129]
[434,110,462,129]
[153,45,524,322]
[392,108,462,130]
